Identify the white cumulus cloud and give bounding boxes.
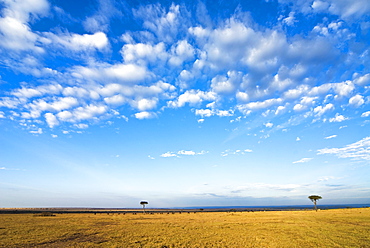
[349,94,364,107]
[329,113,348,123]
[134,111,156,119]
[44,113,59,128]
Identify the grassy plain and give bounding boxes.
[0,208,369,247]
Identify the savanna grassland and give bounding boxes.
[0,208,369,248]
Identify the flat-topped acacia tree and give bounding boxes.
[308,195,322,211]
[140,201,148,213]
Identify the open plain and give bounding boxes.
[0,208,369,247]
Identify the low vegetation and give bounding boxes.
[0,208,369,247]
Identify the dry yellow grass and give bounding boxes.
[0,208,369,247]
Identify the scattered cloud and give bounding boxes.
[293,158,312,164]
[160,150,208,158]
[0,166,20,171]
[178,150,207,156]
[314,103,334,117]
[281,12,296,26]
[29,128,43,134]
[188,176,369,201]
[349,94,364,107]
[221,149,253,157]
[74,124,89,129]
[0,0,368,133]
[134,111,156,120]
[264,122,274,128]
[329,113,349,123]
[317,176,343,182]
[318,137,370,161]
[195,109,234,118]
[45,31,109,52]
[168,90,216,108]
[361,111,370,118]
[177,150,196,156]
[160,152,178,158]
[44,113,59,128]
[325,135,337,139]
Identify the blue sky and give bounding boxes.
[0,0,369,208]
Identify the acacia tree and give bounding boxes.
[140,201,148,213]
[308,195,322,211]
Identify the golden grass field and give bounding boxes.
[0,208,369,247]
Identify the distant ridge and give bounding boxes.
[177,204,370,210]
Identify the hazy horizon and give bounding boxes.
[1,0,370,208]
